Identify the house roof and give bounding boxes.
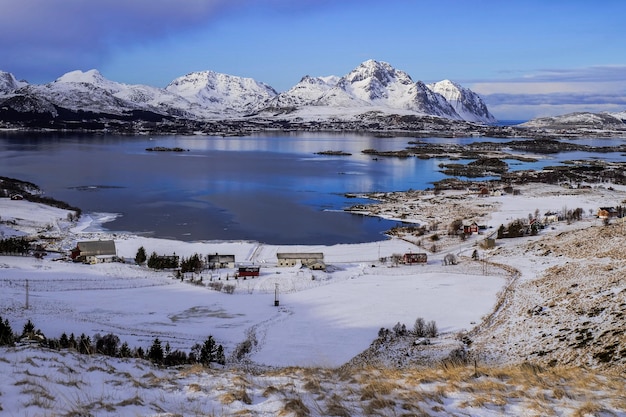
[277,253,324,260]
[77,240,116,256]
[207,254,235,262]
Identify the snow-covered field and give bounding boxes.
[1,183,625,416]
[0,199,506,369]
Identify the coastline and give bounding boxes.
[1,180,625,415]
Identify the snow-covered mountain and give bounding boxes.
[262,75,339,109]
[258,60,494,123]
[0,71,27,94]
[15,69,198,118]
[166,71,277,114]
[427,79,497,123]
[0,61,497,125]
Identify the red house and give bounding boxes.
[237,266,260,278]
[463,222,479,235]
[403,253,427,264]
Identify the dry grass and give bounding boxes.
[279,397,310,417]
[220,388,252,406]
[116,394,144,407]
[325,393,353,417]
[187,383,202,393]
[177,363,206,377]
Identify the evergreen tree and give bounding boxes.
[148,338,164,364]
[59,332,69,348]
[216,345,226,366]
[135,346,145,359]
[119,342,132,358]
[135,246,147,265]
[78,333,92,354]
[0,316,15,346]
[68,333,77,350]
[95,333,120,357]
[22,319,35,337]
[199,335,224,367]
[147,251,159,269]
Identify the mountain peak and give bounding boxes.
[0,71,27,93]
[56,69,107,84]
[166,70,277,112]
[427,80,496,123]
[345,60,413,86]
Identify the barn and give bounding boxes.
[71,240,117,264]
[277,253,325,270]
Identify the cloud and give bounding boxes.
[0,0,340,82]
[513,66,626,83]
[483,92,626,107]
[467,66,626,119]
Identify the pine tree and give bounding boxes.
[216,345,226,365]
[135,246,147,265]
[147,251,159,269]
[68,333,77,350]
[22,319,35,337]
[78,333,92,354]
[200,335,221,367]
[119,342,132,358]
[0,316,15,346]
[59,332,69,348]
[148,338,164,364]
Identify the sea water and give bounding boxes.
[0,132,621,244]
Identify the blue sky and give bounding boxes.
[2,0,625,120]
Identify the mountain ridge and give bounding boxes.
[0,61,497,126]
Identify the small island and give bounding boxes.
[146,146,188,152]
[314,150,352,156]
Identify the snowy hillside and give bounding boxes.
[262,75,339,110]
[1,184,625,415]
[427,79,497,123]
[521,111,626,129]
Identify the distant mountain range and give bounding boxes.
[0,60,497,128]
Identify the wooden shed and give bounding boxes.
[237,266,260,278]
[403,252,428,264]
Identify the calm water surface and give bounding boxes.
[1,132,623,244]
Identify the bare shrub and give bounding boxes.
[413,318,426,337]
[425,320,438,337]
[223,284,235,294]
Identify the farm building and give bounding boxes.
[237,266,260,278]
[277,253,325,270]
[71,240,117,264]
[207,254,235,269]
[403,252,427,264]
[463,221,479,235]
[598,207,619,219]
